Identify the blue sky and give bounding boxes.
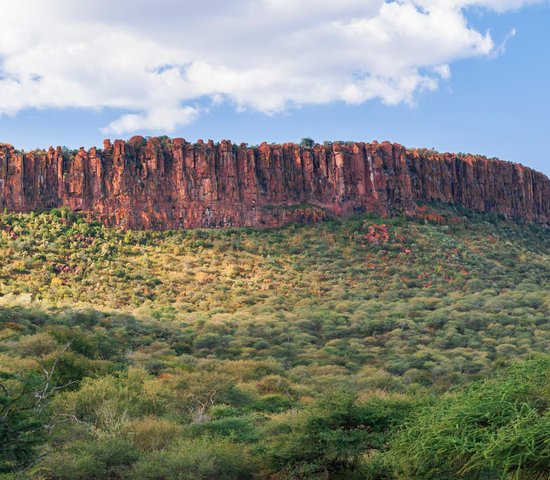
[0,0,548,175]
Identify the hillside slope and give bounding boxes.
[1,205,548,385]
[0,206,549,479]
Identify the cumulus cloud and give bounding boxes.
[0,0,540,134]
[103,106,200,135]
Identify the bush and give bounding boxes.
[123,417,181,451]
[265,392,412,478]
[252,394,293,413]
[128,439,255,480]
[388,358,550,480]
[51,369,171,431]
[17,333,59,357]
[36,437,138,480]
[189,415,259,443]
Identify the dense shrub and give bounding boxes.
[128,439,255,480]
[388,357,550,479]
[35,437,139,480]
[265,392,414,478]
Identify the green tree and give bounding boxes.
[0,373,45,473]
[300,137,315,148]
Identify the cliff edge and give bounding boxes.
[0,137,548,228]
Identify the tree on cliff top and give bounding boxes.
[300,137,315,148]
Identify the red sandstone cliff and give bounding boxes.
[0,137,548,229]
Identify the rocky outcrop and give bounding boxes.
[0,137,548,229]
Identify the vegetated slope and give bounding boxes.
[0,205,549,479]
[1,204,548,384]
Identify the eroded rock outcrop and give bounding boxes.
[0,137,548,229]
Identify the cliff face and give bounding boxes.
[0,137,548,229]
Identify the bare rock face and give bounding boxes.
[0,138,548,229]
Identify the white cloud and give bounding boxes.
[103,106,200,135]
[0,0,541,134]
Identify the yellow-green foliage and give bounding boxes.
[0,206,548,479]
